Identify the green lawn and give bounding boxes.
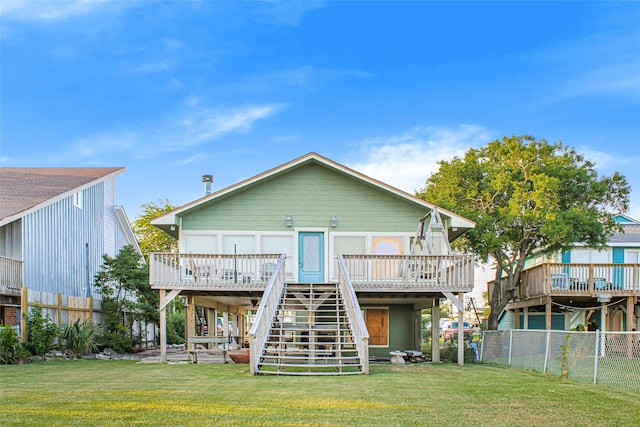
[1,360,638,426]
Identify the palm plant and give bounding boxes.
[60,319,100,359]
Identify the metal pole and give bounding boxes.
[543,329,551,374]
[594,330,599,384]
[600,302,607,357]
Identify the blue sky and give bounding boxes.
[1,1,639,221]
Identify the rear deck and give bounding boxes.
[150,252,475,373]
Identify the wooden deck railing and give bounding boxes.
[150,252,475,292]
[517,263,640,299]
[339,254,475,292]
[337,255,369,374]
[248,254,287,375]
[149,253,282,290]
[0,256,23,295]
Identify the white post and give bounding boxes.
[543,330,551,374]
[222,311,229,342]
[479,331,485,362]
[600,302,607,357]
[431,299,440,363]
[457,292,464,367]
[594,330,599,384]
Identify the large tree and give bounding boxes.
[132,199,178,259]
[418,135,630,329]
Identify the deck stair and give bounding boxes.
[255,282,365,375]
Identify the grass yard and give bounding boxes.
[1,360,639,426]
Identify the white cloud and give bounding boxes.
[262,66,375,90]
[177,153,207,165]
[0,0,112,21]
[61,104,281,162]
[258,0,324,27]
[173,105,282,148]
[535,29,640,104]
[576,146,636,172]
[348,125,491,194]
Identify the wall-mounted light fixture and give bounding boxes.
[330,214,337,227]
[286,214,293,227]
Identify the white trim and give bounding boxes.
[114,206,142,256]
[363,307,390,348]
[294,228,329,282]
[608,242,640,248]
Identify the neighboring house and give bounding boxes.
[150,153,476,374]
[498,214,640,332]
[0,168,141,338]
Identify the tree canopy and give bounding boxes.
[418,135,630,329]
[132,199,178,259]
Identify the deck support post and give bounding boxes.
[431,298,440,363]
[159,289,181,363]
[186,296,196,347]
[205,308,214,336]
[159,289,167,363]
[523,307,529,330]
[222,310,229,341]
[457,292,464,367]
[626,297,636,332]
[545,297,552,330]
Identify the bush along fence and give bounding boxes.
[480,330,640,393]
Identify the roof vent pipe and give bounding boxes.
[202,175,214,195]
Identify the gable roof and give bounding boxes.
[0,167,125,225]
[614,214,640,225]
[152,152,475,238]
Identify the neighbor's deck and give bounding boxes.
[149,253,475,293]
[514,263,640,302]
[0,256,23,296]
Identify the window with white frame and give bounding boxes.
[73,191,83,209]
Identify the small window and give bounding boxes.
[73,191,83,209]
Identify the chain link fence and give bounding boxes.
[480,330,640,393]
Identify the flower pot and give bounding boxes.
[228,349,250,364]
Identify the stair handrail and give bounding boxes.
[337,254,369,374]
[248,253,287,374]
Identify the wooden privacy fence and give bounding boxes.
[20,287,98,338]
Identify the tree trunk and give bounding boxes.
[487,274,516,330]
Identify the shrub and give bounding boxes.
[441,332,478,363]
[0,324,21,364]
[95,331,132,354]
[24,306,59,356]
[60,318,100,358]
[167,312,185,345]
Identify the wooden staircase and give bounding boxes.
[254,282,365,375]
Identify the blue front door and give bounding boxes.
[298,232,324,283]
[613,247,624,289]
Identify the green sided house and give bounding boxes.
[150,153,475,375]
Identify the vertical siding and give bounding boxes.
[103,177,117,256]
[0,220,22,259]
[22,183,106,297]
